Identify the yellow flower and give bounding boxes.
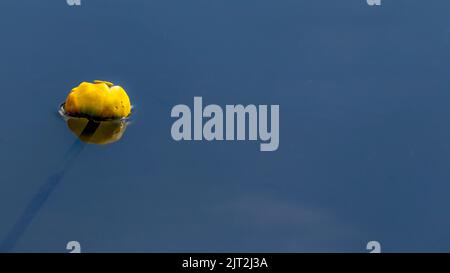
[65,80,131,119]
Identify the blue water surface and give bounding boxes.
[0,0,450,252]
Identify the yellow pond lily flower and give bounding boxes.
[64,80,131,119]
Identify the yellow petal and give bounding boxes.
[64,81,131,119]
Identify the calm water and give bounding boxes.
[1,0,450,252]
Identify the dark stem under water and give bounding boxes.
[0,120,101,252]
